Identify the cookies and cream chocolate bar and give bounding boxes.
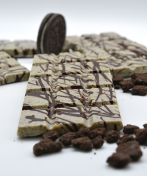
[0,40,37,58]
[63,32,147,77]
[17,52,123,137]
[0,51,30,85]
[82,32,147,77]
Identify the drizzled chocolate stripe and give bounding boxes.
[24,105,120,131]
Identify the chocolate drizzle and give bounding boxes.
[0,66,28,85]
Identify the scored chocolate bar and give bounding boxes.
[0,51,30,85]
[63,32,147,77]
[0,40,37,58]
[17,51,123,137]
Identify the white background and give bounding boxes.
[0,0,147,176]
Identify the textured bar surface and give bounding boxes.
[0,40,37,58]
[0,51,30,85]
[18,51,123,137]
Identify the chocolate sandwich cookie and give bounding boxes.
[37,13,66,55]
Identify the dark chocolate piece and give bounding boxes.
[123,124,139,134]
[117,134,136,145]
[116,141,142,161]
[71,136,93,151]
[131,85,147,96]
[33,139,62,156]
[59,132,78,146]
[107,153,131,168]
[92,136,104,148]
[114,85,120,89]
[119,80,133,92]
[106,130,120,143]
[135,128,147,144]
[113,76,124,85]
[42,131,59,141]
[88,128,106,139]
[77,127,90,137]
[131,73,147,86]
[143,123,147,129]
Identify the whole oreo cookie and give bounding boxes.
[37,13,66,55]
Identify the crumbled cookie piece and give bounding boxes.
[77,127,90,137]
[92,136,104,148]
[107,153,131,168]
[59,132,78,146]
[135,129,147,144]
[119,80,133,92]
[113,76,124,85]
[131,85,147,96]
[33,139,62,156]
[134,128,140,135]
[116,141,142,161]
[71,136,93,151]
[123,124,139,134]
[106,130,120,143]
[131,73,147,86]
[89,128,106,139]
[143,123,147,129]
[114,85,120,89]
[42,131,59,141]
[117,134,136,145]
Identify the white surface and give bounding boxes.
[0,0,147,175]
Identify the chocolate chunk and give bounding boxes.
[71,136,93,151]
[92,136,104,148]
[37,13,66,55]
[107,153,131,168]
[131,85,147,96]
[131,73,147,86]
[78,127,90,137]
[134,128,140,135]
[42,131,59,141]
[33,139,62,156]
[88,128,106,139]
[113,76,124,85]
[114,85,120,89]
[143,123,147,129]
[135,128,147,144]
[119,80,133,92]
[116,141,142,161]
[59,132,78,146]
[106,130,120,143]
[117,134,136,145]
[123,124,139,134]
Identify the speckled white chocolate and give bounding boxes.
[27,71,113,92]
[55,87,117,107]
[0,40,37,58]
[23,91,52,109]
[23,87,117,110]
[31,61,110,78]
[26,76,53,92]
[17,105,123,137]
[108,59,147,78]
[75,45,116,61]
[0,58,20,69]
[81,32,147,77]
[0,66,30,85]
[33,53,58,65]
[30,64,57,77]
[0,51,11,60]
